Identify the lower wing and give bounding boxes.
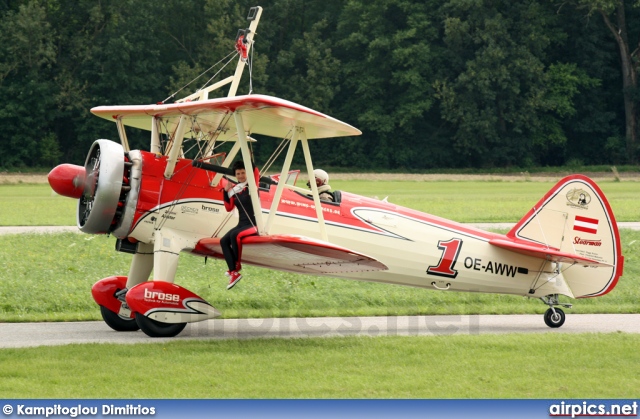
[194,234,388,274]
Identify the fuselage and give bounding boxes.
[122,150,564,299]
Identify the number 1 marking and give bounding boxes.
[427,238,462,278]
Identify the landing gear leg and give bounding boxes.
[132,230,187,338]
[540,294,572,328]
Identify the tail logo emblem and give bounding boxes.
[566,188,591,208]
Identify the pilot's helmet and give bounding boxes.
[314,169,329,185]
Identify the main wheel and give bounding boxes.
[544,308,566,328]
[100,305,140,332]
[135,313,187,338]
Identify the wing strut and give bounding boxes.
[150,116,162,154]
[301,130,328,241]
[263,127,329,242]
[234,111,264,235]
[164,115,188,179]
[116,117,130,152]
[265,130,299,235]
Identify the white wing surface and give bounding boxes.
[91,94,361,140]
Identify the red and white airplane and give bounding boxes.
[48,6,623,337]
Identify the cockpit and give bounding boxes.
[259,169,342,204]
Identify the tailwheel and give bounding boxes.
[100,305,140,332]
[541,294,571,328]
[135,313,187,338]
[544,308,566,328]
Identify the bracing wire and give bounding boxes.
[247,41,254,95]
[261,130,293,174]
[154,37,260,230]
[527,259,577,294]
[198,51,240,92]
[161,49,238,104]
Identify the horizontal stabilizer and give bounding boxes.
[194,234,388,274]
[489,238,611,267]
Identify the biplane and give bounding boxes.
[48,6,623,337]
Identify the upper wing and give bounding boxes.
[193,234,388,274]
[91,94,361,140]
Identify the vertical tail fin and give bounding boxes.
[507,175,623,297]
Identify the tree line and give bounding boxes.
[0,0,639,170]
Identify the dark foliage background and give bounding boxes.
[1,0,638,170]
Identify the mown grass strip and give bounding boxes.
[0,184,77,226]
[1,180,638,226]
[0,333,638,398]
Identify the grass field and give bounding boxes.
[0,184,77,226]
[1,334,639,398]
[0,180,638,400]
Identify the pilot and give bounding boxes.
[220,160,260,290]
[308,169,333,202]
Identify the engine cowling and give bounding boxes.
[76,139,139,237]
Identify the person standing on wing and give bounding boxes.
[308,169,334,202]
[221,160,260,290]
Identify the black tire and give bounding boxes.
[544,308,566,328]
[135,313,187,338]
[100,305,140,332]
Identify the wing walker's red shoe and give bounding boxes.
[226,271,242,290]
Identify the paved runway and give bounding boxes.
[1,314,639,348]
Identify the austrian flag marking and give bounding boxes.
[573,215,599,234]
